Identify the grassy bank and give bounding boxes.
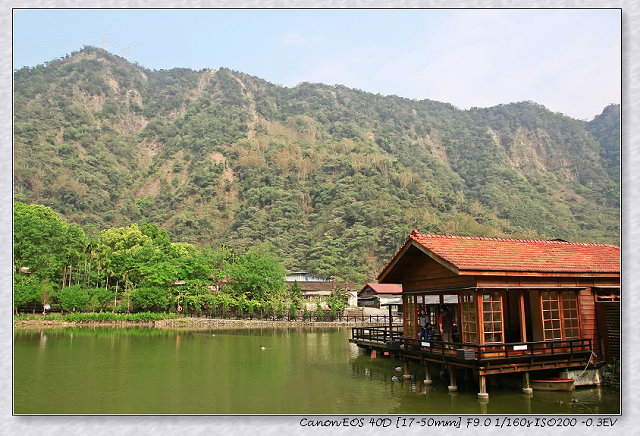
[14,312,179,323]
[13,312,387,330]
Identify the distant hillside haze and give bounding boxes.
[13,46,620,283]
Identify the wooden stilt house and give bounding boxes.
[351,231,620,397]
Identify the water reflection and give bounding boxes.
[14,327,620,414]
[523,392,532,414]
[350,345,619,415]
[38,331,47,350]
[478,396,489,414]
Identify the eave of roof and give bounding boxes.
[378,231,620,281]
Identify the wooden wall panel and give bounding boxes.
[578,288,599,356]
[596,302,620,361]
[383,245,456,283]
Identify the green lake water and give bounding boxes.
[13,327,619,414]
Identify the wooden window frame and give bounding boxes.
[562,292,580,339]
[479,291,504,345]
[540,290,581,341]
[541,291,562,340]
[460,292,478,344]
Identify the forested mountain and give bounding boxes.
[13,46,620,283]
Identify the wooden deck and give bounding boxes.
[350,326,593,376]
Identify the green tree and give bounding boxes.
[14,202,88,283]
[327,287,347,313]
[97,223,153,290]
[131,286,171,312]
[57,285,91,312]
[13,274,42,313]
[90,287,115,311]
[288,280,303,318]
[40,279,53,313]
[220,250,287,302]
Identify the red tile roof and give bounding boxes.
[362,283,402,294]
[379,231,620,278]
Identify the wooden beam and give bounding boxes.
[479,359,590,375]
[478,290,485,346]
[402,294,407,336]
[403,277,478,291]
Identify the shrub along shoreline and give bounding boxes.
[14,202,349,322]
[14,312,177,323]
[14,312,174,328]
[13,312,373,329]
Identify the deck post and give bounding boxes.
[424,362,432,385]
[478,374,489,399]
[522,372,533,394]
[403,359,412,379]
[448,365,458,392]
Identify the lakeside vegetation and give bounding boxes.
[14,312,178,322]
[14,201,348,318]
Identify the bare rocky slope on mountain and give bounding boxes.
[13,46,620,282]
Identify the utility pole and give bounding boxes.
[103,32,109,51]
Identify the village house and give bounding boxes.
[357,283,403,311]
[350,231,620,397]
[286,271,357,308]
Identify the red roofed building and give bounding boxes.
[353,231,620,397]
[358,283,402,309]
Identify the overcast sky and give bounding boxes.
[13,8,621,121]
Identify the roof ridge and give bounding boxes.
[411,231,619,248]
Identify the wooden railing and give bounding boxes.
[351,326,404,343]
[351,327,591,361]
[402,337,592,360]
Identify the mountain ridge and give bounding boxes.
[13,46,620,282]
